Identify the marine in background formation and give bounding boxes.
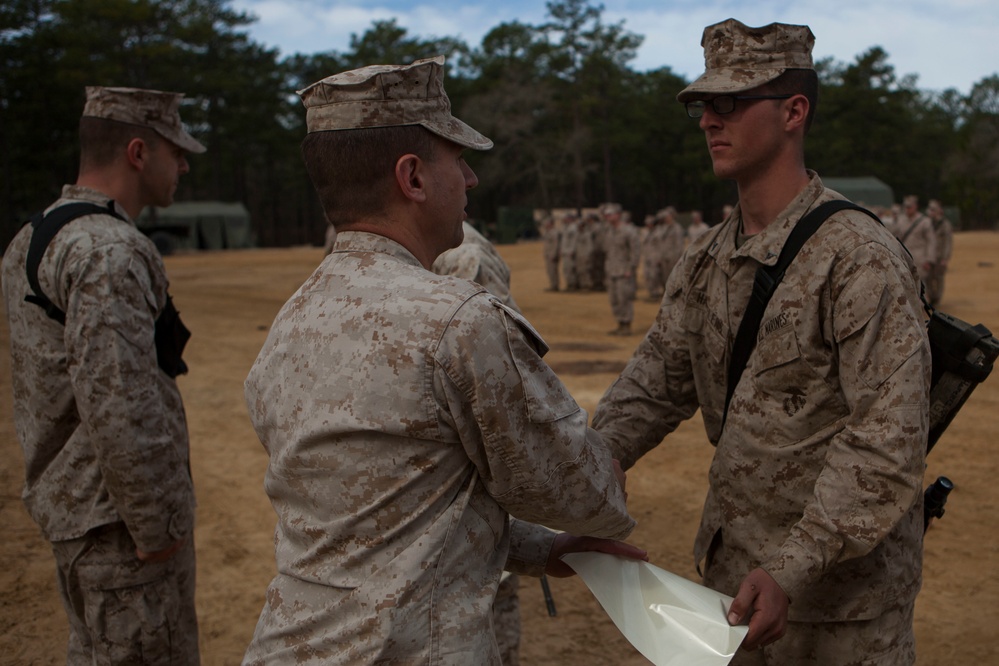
[602,202,642,336]
[890,193,936,285]
[657,205,686,296]
[926,198,953,307]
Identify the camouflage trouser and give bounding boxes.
[608,275,636,324]
[561,256,578,290]
[576,252,594,290]
[704,532,915,666]
[544,256,560,290]
[925,262,946,307]
[50,521,200,665]
[643,258,663,298]
[492,574,521,666]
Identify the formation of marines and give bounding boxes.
[540,191,956,334]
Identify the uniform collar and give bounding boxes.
[331,230,426,269]
[707,171,825,273]
[57,184,134,224]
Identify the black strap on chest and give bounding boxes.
[23,201,190,378]
[25,202,125,325]
[723,200,880,427]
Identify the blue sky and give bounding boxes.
[232,0,998,95]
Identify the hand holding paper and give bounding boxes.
[563,551,750,666]
[545,533,649,578]
[728,567,788,651]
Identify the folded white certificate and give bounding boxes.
[562,552,748,666]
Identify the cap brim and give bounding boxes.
[421,116,493,151]
[170,131,207,154]
[676,68,786,103]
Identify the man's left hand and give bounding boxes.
[544,533,648,578]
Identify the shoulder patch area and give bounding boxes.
[492,299,549,357]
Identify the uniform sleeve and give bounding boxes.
[435,297,635,541]
[506,519,559,577]
[64,241,194,552]
[592,269,701,469]
[761,242,929,601]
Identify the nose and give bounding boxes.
[699,107,722,131]
[178,155,190,175]
[461,159,478,190]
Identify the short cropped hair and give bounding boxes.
[78,116,161,170]
[301,125,439,228]
[757,69,819,133]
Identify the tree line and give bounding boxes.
[3,0,998,251]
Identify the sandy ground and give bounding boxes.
[1,232,997,664]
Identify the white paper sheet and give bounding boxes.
[562,552,748,666]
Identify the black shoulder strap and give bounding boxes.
[25,201,124,324]
[723,200,881,427]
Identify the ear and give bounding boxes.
[785,94,809,132]
[125,137,148,171]
[394,153,427,203]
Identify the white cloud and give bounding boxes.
[235,0,999,93]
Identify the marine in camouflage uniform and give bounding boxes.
[1,87,204,664]
[559,212,580,291]
[593,21,930,665]
[603,204,641,335]
[574,213,596,291]
[925,199,953,308]
[539,216,561,291]
[590,213,608,291]
[242,56,642,666]
[891,194,936,285]
[642,214,665,300]
[687,210,710,243]
[658,206,686,290]
[433,220,522,665]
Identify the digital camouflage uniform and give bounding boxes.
[559,217,580,291]
[927,213,953,307]
[540,221,561,291]
[574,217,595,291]
[687,218,710,243]
[892,211,936,284]
[590,217,608,291]
[433,221,520,312]
[604,220,641,329]
[433,220,521,664]
[243,231,635,665]
[594,175,930,665]
[659,216,686,289]
[642,221,665,300]
[2,185,199,664]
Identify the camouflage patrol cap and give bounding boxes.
[83,86,206,154]
[677,18,815,103]
[297,55,493,151]
[601,203,622,216]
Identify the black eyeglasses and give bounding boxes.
[684,95,793,119]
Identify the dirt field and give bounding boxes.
[2,232,997,664]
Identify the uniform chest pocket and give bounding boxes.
[753,324,801,375]
[749,324,841,439]
[681,304,727,365]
